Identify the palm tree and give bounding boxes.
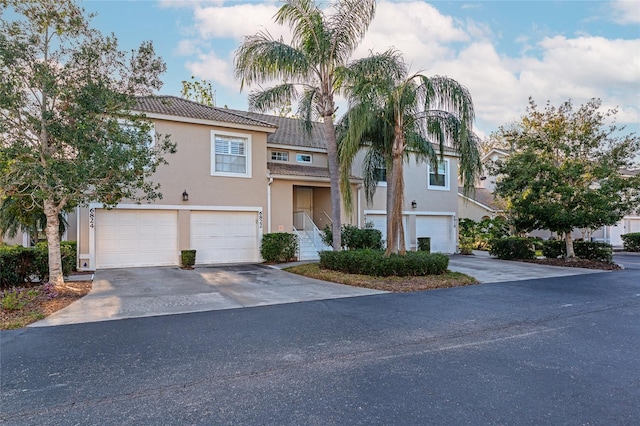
[234,0,376,251]
[338,50,482,255]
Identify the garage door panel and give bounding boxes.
[96,210,178,268]
[416,216,452,253]
[366,214,409,250]
[190,211,259,264]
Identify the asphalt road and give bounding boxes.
[2,267,639,425]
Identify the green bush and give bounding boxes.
[0,246,34,289]
[458,236,474,255]
[181,250,196,268]
[261,233,298,263]
[322,224,384,250]
[542,240,565,259]
[489,237,535,260]
[32,242,76,282]
[621,232,640,252]
[417,237,431,252]
[574,241,613,263]
[0,242,77,288]
[319,249,448,277]
[543,240,613,262]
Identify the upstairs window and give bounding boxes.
[428,159,449,190]
[211,131,251,178]
[271,151,288,161]
[296,153,312,164]
[374,166,387,185]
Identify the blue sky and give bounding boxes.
[83,0,640,139]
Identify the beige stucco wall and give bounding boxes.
[458,196,495,222]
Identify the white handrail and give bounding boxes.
[293,211,331,251]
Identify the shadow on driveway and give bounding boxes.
[30,264,385,327]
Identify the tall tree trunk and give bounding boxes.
[323,115,342,251]
[564,232,576,259]
[44,198,64,287]
[385,156,397,256]
[396,158,406,255]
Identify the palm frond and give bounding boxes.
[329,0,376,63]
[248,83,298,113]
[234,31,310,89]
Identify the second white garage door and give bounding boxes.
[96,209,178,268]
[415,215,454,253]
[190,211,260,264]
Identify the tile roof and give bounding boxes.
[459,187,501,211]
[268,162,361,180]
[134,96,277,129]
[227,109,326,149]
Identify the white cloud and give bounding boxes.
[185,51,235,89]
[611,0,640,24]
[192,2,285,40]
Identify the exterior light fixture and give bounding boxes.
[182,190,189,202]
[411,200,417,209]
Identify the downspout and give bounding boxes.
[357,184,362,228]
[267,174,273,234]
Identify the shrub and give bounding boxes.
[417,237,431,252]
[489,237,535,260]
[32,242,76,282]
[574,241,613,263]
[0,242,77,288]
[542,240,565,259]
[181,250,196,268]
[0,246,34,289]
[621,232,640,252]
[319,249,448,277]
[458,236,474,255]
[322,224,383,250]
[543,240,613,262]
[261,233,298,263]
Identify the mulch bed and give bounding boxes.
[519,258,621,270]
[1,281,93,329]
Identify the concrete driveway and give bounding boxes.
[31,264,385,327]
[31,252,609,327]
[447,250,606,283]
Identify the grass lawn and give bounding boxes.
[285,263,478,292]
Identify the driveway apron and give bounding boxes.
[30,264,385,327]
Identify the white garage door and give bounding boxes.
[628,218,640,233]
[416,215,453,253]
[366,214,409,250]
[190,211,259,264]
[96,209,178,268]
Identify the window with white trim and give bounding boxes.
[296,153,312,163]
[374,166,387,185]
[428,159,449,190]
[211,131,251,178]
[271,151,288,161]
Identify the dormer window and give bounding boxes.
[296,153,312,164]
[271,151,288,161]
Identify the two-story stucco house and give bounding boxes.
[4,96,462,269]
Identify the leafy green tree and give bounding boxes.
[338,50,481,255]
[494,98,640,258]
[181,76,216,106]
[0,0,175,287]
[234,0,377,251]
[0,195,68,245]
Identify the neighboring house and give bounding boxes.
[458,148,640,247]
[5,96,463,267]
[457,148,507,222]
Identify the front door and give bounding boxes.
[296,187,313,219]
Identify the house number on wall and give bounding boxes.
[89,208,95,229]
[258,212,263,229]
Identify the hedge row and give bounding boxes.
[321,225,384,250]
[0,242,76,289]
[490,237,613,262]
[489,237,536,260]
[319,249,448,277]
[621,233,640,252]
